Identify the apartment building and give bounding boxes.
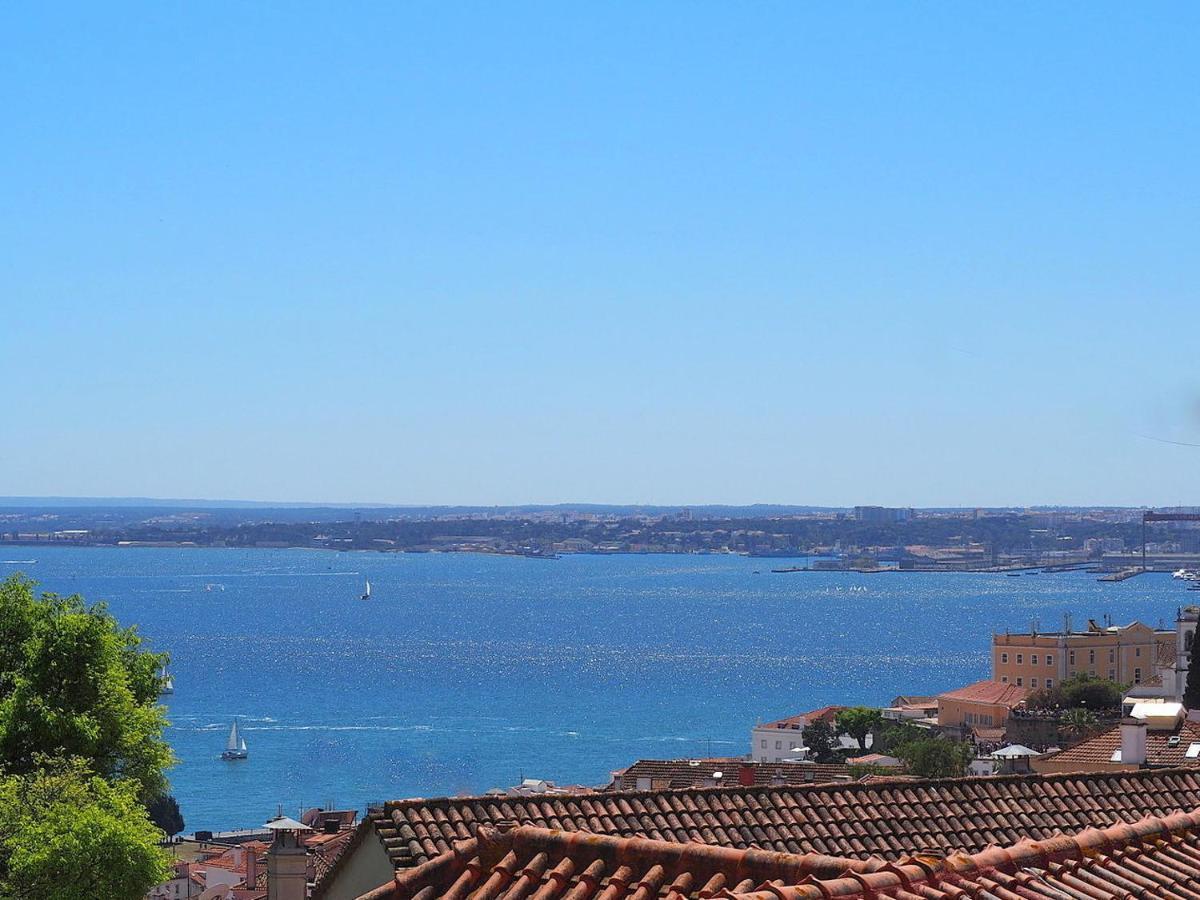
[992,619,1174,691]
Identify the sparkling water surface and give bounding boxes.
[2,547,1188,830]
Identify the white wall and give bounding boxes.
[750,726,806,762]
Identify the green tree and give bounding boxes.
[895,738,973,779]
[872,721,927,755]
[1058,707,1098,743]
[0,576,173,802]
[0,576,174,899]
[802,719,840,763]
[147,794,185,837]
[835,707,882,750]
[0,760,169,900]
[1184,647,1200,711]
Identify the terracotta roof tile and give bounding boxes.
[314,767,1200,898]
[355,811,1200,900]
[1039,719,1200,769]
[936,679,1030,706]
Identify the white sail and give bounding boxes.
[365,580,371,596]
[238,736,247,752]
[226,721,240,752]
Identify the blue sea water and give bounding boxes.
[0,547,1189,830]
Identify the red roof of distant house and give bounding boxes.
[357,812,1200,900]
[1041,720,1200,769]
[610,758,852,790]
[938,679,1029,707]
[760,705,845,729]
[846,753,900,767]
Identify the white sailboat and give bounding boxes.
[360,579,372,600]
[158,665,174,696]
[221,719,248,760]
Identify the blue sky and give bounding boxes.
[2,4,1199,506]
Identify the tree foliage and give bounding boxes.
[1058,707,1099,743]
[0,760,169,900]
[872,721,929,755]
[802,720,840,763]
[0,576,174,899]
[1026,673,1125,712]
[835,707,882,750]
[1184,646,1200,711]
[0,575,173,802]
[894,737,974,779]
[147,794,185,837]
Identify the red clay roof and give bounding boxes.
[1041,720,1200,769]
[759,706,844,729]
[937,679,1029,707]
[356,811,1200,900]
[313,767,1200,898]
[609,758,851,791]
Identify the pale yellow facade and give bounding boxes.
[992,622,1172,691]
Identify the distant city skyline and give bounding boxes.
[4,4,1199,507]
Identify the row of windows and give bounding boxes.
[1000,652,1056,666]
[1013,668,1144,686]
[1001,676,1054,689]
[1064,647,1144,666]
[963,712,994,725]
[760,739,801,750]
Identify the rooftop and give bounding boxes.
[757,705,845,730]
[937,679,1030,706]
[315,767,1200,897]
[1040,720,1200,769]
[610,758,852,791]
[358,811,1200,900]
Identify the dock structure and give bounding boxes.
[1098,567,1147,582]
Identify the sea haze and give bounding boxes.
[2,548,1186,830]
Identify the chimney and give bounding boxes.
[245,849,257,888]
[1120,717,1147,766]
[738,763,756,786]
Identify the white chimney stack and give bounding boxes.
[1120,717,1147,767]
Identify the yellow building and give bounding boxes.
[992,619,1174,692]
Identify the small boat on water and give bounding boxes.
[360,579,372,601]
[221,719,248,760]
[158,665,174,696]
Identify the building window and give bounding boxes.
[1001,653,1008,664]
[1108,669,1115,680]
[1134,667,1142,683]
[775,741,782,750]
[1016,677,1023,686]
[1089,649,1095,664]
[1046,654,1054,666]
[1046,678,1053,689]
[760,740,766,748]
[1031,654,1038,665]
[1109,649,1115,663]
[1031,677,1038,688]
[1001,676,1008,683]
[1017,654,1024,664]
[789,741,798,749]
[1070,650,1076,665]
[1136,647,1141,657]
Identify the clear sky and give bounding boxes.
[3,4,1199,507]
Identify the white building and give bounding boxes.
[1139,605,1199,703]
[750,706,869,762]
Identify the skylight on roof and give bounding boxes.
[1110,750,1123,763]
[1186,743,1200,759]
